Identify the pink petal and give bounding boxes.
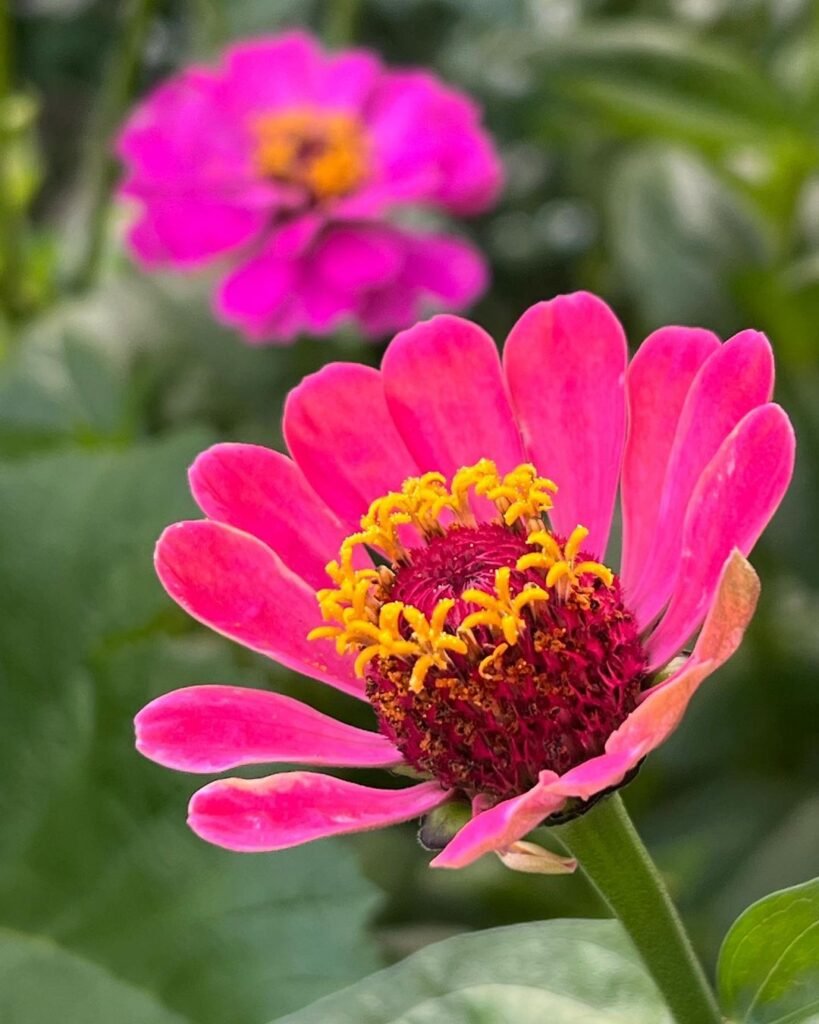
[317,50,382,108]
[312,225,404,293]
[215,246,297,343]
[627,329,774,627]
[135,685,400,772]
[430,770,564,869]
[222,33,321,113]
[647,404,794,669]
[382,315,524,477]
[189,443,347,591]
[620,326,720,595]
[155,520,364,699]
[609,551,760,760]
[125,197,267,268]
[503,293,628,558]
[284,363,418,527]
[188,773,449,852]
[364,71,502,215]
[358,232,489,336]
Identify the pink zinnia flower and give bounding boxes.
[116,32,502,344]
[136,292,795,871]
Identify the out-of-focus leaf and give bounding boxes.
[540,22,806,153]
[0,929,188,1024]
[718,877,819,1023]
[0,435,382,1023]
[607,146,770,332]
[270,919,672,1024]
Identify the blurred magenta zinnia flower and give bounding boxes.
[116,31,502,343]
[137,292,795,870]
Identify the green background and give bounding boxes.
[0,0,817,1021]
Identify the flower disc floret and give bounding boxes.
[309,460,648,799]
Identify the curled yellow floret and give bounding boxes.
[461,566,550,645]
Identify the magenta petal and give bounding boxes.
[313,225,404,292]
[126,197,267,268]
[284,363,418,527]
[610,551,760,761]
[215,246,297,343]
[222,33,321,113]
[155,520,364,699]
[135,685,400,772]
[647,404,794,669]
[188,773,449,852]
[189,443,347,591]
[382,315,524,476]
[503,293,628,557]
[430,770,564,869]
[627,329,774,627]
[620,326,720,595]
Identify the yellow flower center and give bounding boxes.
[250,108,369,200]
[308,460,614,693]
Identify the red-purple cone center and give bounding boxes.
[365,523,648,800]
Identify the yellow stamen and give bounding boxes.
[461,567,549,645]
[251,108,369,200]
[519,523,613,597]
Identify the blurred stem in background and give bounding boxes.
[0,0,22,326]
[324,0,361,47]
[555,794,722,1024]
[68,0,157,293]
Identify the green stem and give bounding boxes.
[68,0,157,291]
[324,0,362,46]
[553,794,721,1024]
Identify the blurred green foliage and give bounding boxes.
[1,0,818,1021]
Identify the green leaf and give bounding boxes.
[0,928,188,1024]
[270,919,673,1023]
[607,146,770,333]
[0,436,381,1023]
[718,877,819,1024]
[541,22,805,153]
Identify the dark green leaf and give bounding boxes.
[718,877,819,1023]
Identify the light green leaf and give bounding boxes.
[541,22,804,152]
[271,919,673,1024]
[0,928,187,1024]
[0,437,382,1023]
[718,877,819,1023]
[607,146,770,333]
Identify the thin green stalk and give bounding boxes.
[69,0,157,292]
[553,794,721,1024]
[324,0,362,46]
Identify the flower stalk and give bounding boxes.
[554,793,722,1024]
[68,0,157,291]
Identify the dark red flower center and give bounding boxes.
[365,523,647,799]
[309,461,648,803]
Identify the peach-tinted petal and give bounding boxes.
[620,326,720,595]
[284,363,418,527]
[188,773,449,852]
[497,840,577,875]
[503,292,627,558]
[135,685,400,772]
[189,443,348,591]
[609,550,760,761]
[155,520,364,699]
[628,329,774,627]
[382,315,524,477]
[647,405,794,669]
[430,770,564,869]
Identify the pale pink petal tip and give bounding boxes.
[497,840,577,875]
[187,773,450,852]
[135,684,401,773]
